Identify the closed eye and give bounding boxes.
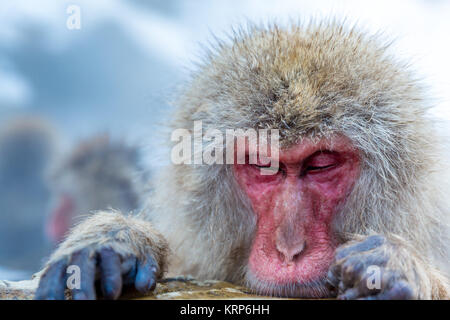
[304,151,340,174]
[253,164,271,168]
[306,164,337,172]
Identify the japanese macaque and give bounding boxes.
[46,135,147,244]
[35,20,450,300]
[0,116,58,275]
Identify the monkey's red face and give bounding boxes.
[46,194,75,244]
[234,136,360,297]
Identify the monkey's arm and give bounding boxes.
[35,211,168,300]
[327,234,449,300]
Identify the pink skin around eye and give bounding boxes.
[233,135,360,294]
[307,152,339,168]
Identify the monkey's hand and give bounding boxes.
[327,234,449,300]
[35,211,168,300]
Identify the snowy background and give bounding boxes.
[0,0,449,279]
[1,0,450,143]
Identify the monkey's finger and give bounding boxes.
[134,254,158,294]
[359,280,415,300]
[326,263,342,291]
[121,255,138,286]
[338,264,391,299]
[381,280,415,300]
[340,259,367,289]
[70,248,97,300]
[34,259,68,300]
[338,287,362,300]
[364,272,415,300]
[335,235,385,260]
[98,247,122,300]
[351,268,405,299]
[340,252,389,288]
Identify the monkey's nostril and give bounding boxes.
[291,251,302,261]
[276,240,306,264]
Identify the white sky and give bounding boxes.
[0,0,449,119]
[176,0,450,120]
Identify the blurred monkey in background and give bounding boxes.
[46,135,147,244]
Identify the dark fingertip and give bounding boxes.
[358,295,378,300]
[341,261,359,288]
[72,289,96,300]
[338,280,347,293]
[122,256,138,286]
[325,270,339,296]
[337,288,361,300]
[72,292,88,300]
[147,269,157,291]
[99,248,122,300]
[34,259,68,300]
[387,281,415,300]
[102,282,120,300]
[69,248,97,300]
[135,257,158,294]
[135,267,156,293]
[71,288,96,300]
